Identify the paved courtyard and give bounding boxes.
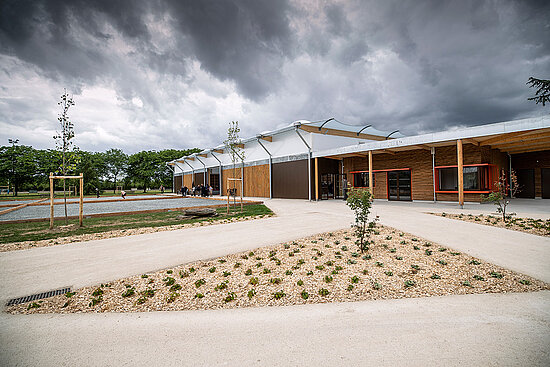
[1,198,549,366]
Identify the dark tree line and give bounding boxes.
[0,146,200,195]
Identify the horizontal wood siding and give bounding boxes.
[344,144,486,202]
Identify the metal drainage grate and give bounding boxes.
[6,287,71,306]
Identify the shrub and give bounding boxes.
[245,269,252,276]
[347,285,354,291]
[324,275,333,283]
[270,278,282,284]
[351,276,360,283]
[318,288,330,296]
[462,281,473,287]
[263,268,271,274]
[249,277,259,285]
[194,279,206,288]
[301,290,309,300]
[247,289,256,299]
[438,260,447,265]
[285,270,293,275]
[209,267,216,273]
[375,262,384,267]
[122,287,135,297]
[519,279,531,285]
[223,271,231,277]
[224,292,237,303]
[215,282,228,291]
[273,291,286,299]
[27,302,41,310]
[141,289,155,298]
[404,280,416,288]
[141,274,149,279]
[166,270,173,274]
[373,282,382,290]
[166,292,179,303]
[92,288,103,297]
[170,284,182,292]
[195,293,204,299]
[473,275,485,281]
[469,260,481,265]
[164,277,175,286]
[346,188,378,253]
[179,271,189,278]
[430,274,441,279]
[297,280,304,286]
[490,272,503,279]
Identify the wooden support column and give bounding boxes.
[49,172,54,230]
[368,151,373,197]
[315,157,319,201]
[457,139,464,208]
[79,173,84,227]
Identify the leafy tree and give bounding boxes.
[346,187,379,253]
[104,148,128,192]
[224,121,244,199]
[482,169,520,222]
[527,77,550,106]
[127,151,158,192]
[53,90,79,223]
[155,149,200,189]
[0,143,38,195]
[76,151,106,194]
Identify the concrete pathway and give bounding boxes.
[1,198,549,366]
[1,291,548,366]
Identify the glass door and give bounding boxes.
[388,170,411,201]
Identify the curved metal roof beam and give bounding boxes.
[356,125,372,136]
[385,130,400,139]
[318,117,335,131]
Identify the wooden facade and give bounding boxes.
[223,164,270,198]
[344,144,508,202]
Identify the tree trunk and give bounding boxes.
[63,178,68,224]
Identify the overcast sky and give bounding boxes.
[0,0,549,153]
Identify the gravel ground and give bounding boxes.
[430,213,550,237]
[0,214,271,252]
[8,225,548,314]
[0,197,224,221]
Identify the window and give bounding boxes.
[353,172,375,187]
[436,165,492,192]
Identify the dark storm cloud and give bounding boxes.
[0,0,292,100]
[0,0,549,152]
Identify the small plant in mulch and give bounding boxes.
[244,269,253,276]
[249,277,259,285]
[425,250,432,256]
[307,271,313,276]
[89,296,102,307]
[430,274,441,279]
[469,260,481,265]
[27,302,41,310]
[400,240,407,245]
[218,259,226,263]
[473,275,485,281]
[141,289,155,298]
[208,267,216,273]
[136,297,147,305]
[194,293,204,299]
[363,255,372,260]
[284,244,290,249]
[385,236,392,240]
[424,242,432,247]
[194,279,206,288]
[389,248,397,253]
[224,292,237,303]
[325,260,334,266]
[375,261,384,267]
[285,270,293,275]
[166,292,179,303]
[189,267,196,273]
[234,262,241,268]
[141,274,149,279]
[350,276,360,284]
[247,289,256,299]
[92,288,103,297]
[344,236,350,240]
[341,245,348,251]
[334,240,340,245]
[315,265,325,271]
[297,280,304,286]
[395,256,403,260]
[490,272,503,279]
[347,259,357,265]
[318,288,329,297]
[450,252,460,256]
[288,252,294,257]
[273,291,286,299]
[462,281,473,287]
[248,251,255,257]
[324,275,333,283]
[122,287,136,297]
[404,280,416,288]
[519,279,531,285]
[166,270,173,274]
[438,260,448,265]
[65,291,76,298]
[438,248,447,252]
[263,268,271,274]
[270,278,282,285]
[223,271,232,277]
[384,271,393,276]
[164,277,175,286]
[301,290,309,300]
[413,245,420,250]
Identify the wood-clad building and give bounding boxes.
[169,116,550,204]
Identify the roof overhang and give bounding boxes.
[313,116,550,158]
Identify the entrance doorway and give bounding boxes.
[542,168,550,199]
[388,170,411,201]
[516,169,535,198]
[320,173,344,199]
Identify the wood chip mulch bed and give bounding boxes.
[430,213,550,237]
[7,225,548,314]
[0,214,272,253]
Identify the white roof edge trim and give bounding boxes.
[312,115,550,158]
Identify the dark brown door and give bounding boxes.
[542,168,550,199]
[388,171,411,201]
[516,169,535,198]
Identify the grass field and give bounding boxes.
[0,204,272,244]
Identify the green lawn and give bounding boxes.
[0,204,272,244]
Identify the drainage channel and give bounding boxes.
[6,287,71,306]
